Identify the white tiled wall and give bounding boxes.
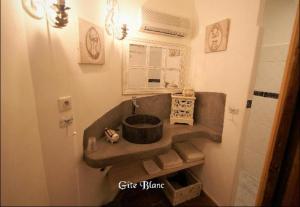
[243,96,278,155]
[233,0,297,204]
[233,44,288,205]
[255,44,288,93]
[234,170,259,206]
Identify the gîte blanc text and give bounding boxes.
[118,181,165,190]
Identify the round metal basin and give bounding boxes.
[122,114,163,144]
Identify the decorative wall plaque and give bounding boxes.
[78,18,105,64]
[205,19,230,53]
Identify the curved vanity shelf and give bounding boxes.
[84,120,220,168]
[83,92,226,169]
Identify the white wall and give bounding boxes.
[2,0,276,205]
[1,0,49,205]
[188,0,262,205]
[1,0,194,206]
[233,0,298,205]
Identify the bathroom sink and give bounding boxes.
[122,114,163,144]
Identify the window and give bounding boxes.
[123,39,186,94]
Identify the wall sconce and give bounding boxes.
[22,0,70,29]
[22,0,45,19]
[50,0,70,28]
[105,0,128,40]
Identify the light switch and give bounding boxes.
[228,106,239,114]
[58,96,72,112]
[59,115,74,128]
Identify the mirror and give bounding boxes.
[122,38,187,94]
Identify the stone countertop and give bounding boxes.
[84,120,221,168]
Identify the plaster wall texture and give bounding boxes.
[1,0,277,205]
[1,0,49,205]
[1,0,194,206]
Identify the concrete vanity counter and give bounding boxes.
[85,120,221,168]
[83,92,226,169]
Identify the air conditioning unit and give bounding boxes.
[140,8,190,38]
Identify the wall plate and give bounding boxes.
[57,96,72,112]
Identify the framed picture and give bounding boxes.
[205,18,230,53]
[78,18,105,64]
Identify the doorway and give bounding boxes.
[232,0,298,205]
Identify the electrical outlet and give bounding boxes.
[58,96,72,112]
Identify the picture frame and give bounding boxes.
[78,18,105,64]
[205,18,230,53]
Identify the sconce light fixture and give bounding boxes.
[22,0,45,19]
[22,0,70,29]
[50,0,70,28]
[105,0,128,40]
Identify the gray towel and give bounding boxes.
[173,142,205,162]
[143,159,161,175]
[157,150,183,169]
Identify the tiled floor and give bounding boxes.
[103,184,217,207]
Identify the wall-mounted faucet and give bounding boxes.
[132,96,140,114]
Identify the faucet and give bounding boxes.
[132,96,140,114]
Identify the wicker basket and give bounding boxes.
[160,170,202,206]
